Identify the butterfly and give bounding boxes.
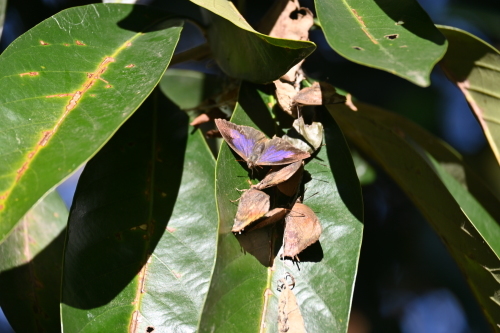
[215,119,311,169]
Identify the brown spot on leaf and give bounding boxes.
[64,43,70,46]
[146,327,155,332]
[75,40,86,46]
[125,64,135,68]
[40,41,49,45]
[38,131,53,146]
[126,42,132,47]
[353,46,364,51]
[167,226,176,232]
[352,9,378,44]
[17,162,29,178]
[105,85,112,88]
[20,72,39,77]
[0,205,4,210]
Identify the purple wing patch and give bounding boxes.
[258,145,295,163]
[229,129,256,159]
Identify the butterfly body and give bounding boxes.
[215,119,310,169]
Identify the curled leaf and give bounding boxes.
[283,117,324,154]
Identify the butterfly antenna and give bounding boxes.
[304,191,320,202]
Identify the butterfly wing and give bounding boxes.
[215,119,267,162]
[233,189,270,232]
[256,137,311,166]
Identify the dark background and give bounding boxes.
[1,0,499,332]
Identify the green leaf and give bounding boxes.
[350,149,376,185]
[60,91,218,332]
[327,101,500,329]
[438,26,500,166]
[0,4,182,243]
[0,190,68,333]
[190,0,316,83]
[315,0,447,86]
[159,68,226,110]
[198,82,363,332]
[0,0,6,39]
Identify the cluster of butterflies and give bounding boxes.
[215,119,322,260]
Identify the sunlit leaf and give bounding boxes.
[438,26,500,166]
[328,101,500,328]
[199,82,363,332]
[60,91,217,331]
[190,0,316,83]
[0,4,182,243]
[315,0,447,86]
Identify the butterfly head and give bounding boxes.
[246,142,266,169]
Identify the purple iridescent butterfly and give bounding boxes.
[215,119,310,169]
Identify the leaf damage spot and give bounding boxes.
[400,45,408,48]
[38,131,53,147]
[75,40,86,46]
[353,46,364,51]
[126,42,132,47]
[129,311,140,332]
[12,56,115,184]
[146,327,155,333]
[139,224,148,230]
[20,72,39,77]
[166,226,176,232]
[384,34,399,40]
[105,85,112,88]
[40,41,49,45]
[17,162,29,179]
[351,9,378,44]
[125,64,135,68]
[395,20,405,25]
[173,271,182,279]
[64,43,70,46]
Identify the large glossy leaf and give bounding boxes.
[159,68,226,110]
[190,0,316,83]
[60,91,218,332]
[198,82,363,332]
[327,101,500,329]
[438,26,500,166]
[0,190,67,333]
[315,0,447,87]
[0,4,182,243]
